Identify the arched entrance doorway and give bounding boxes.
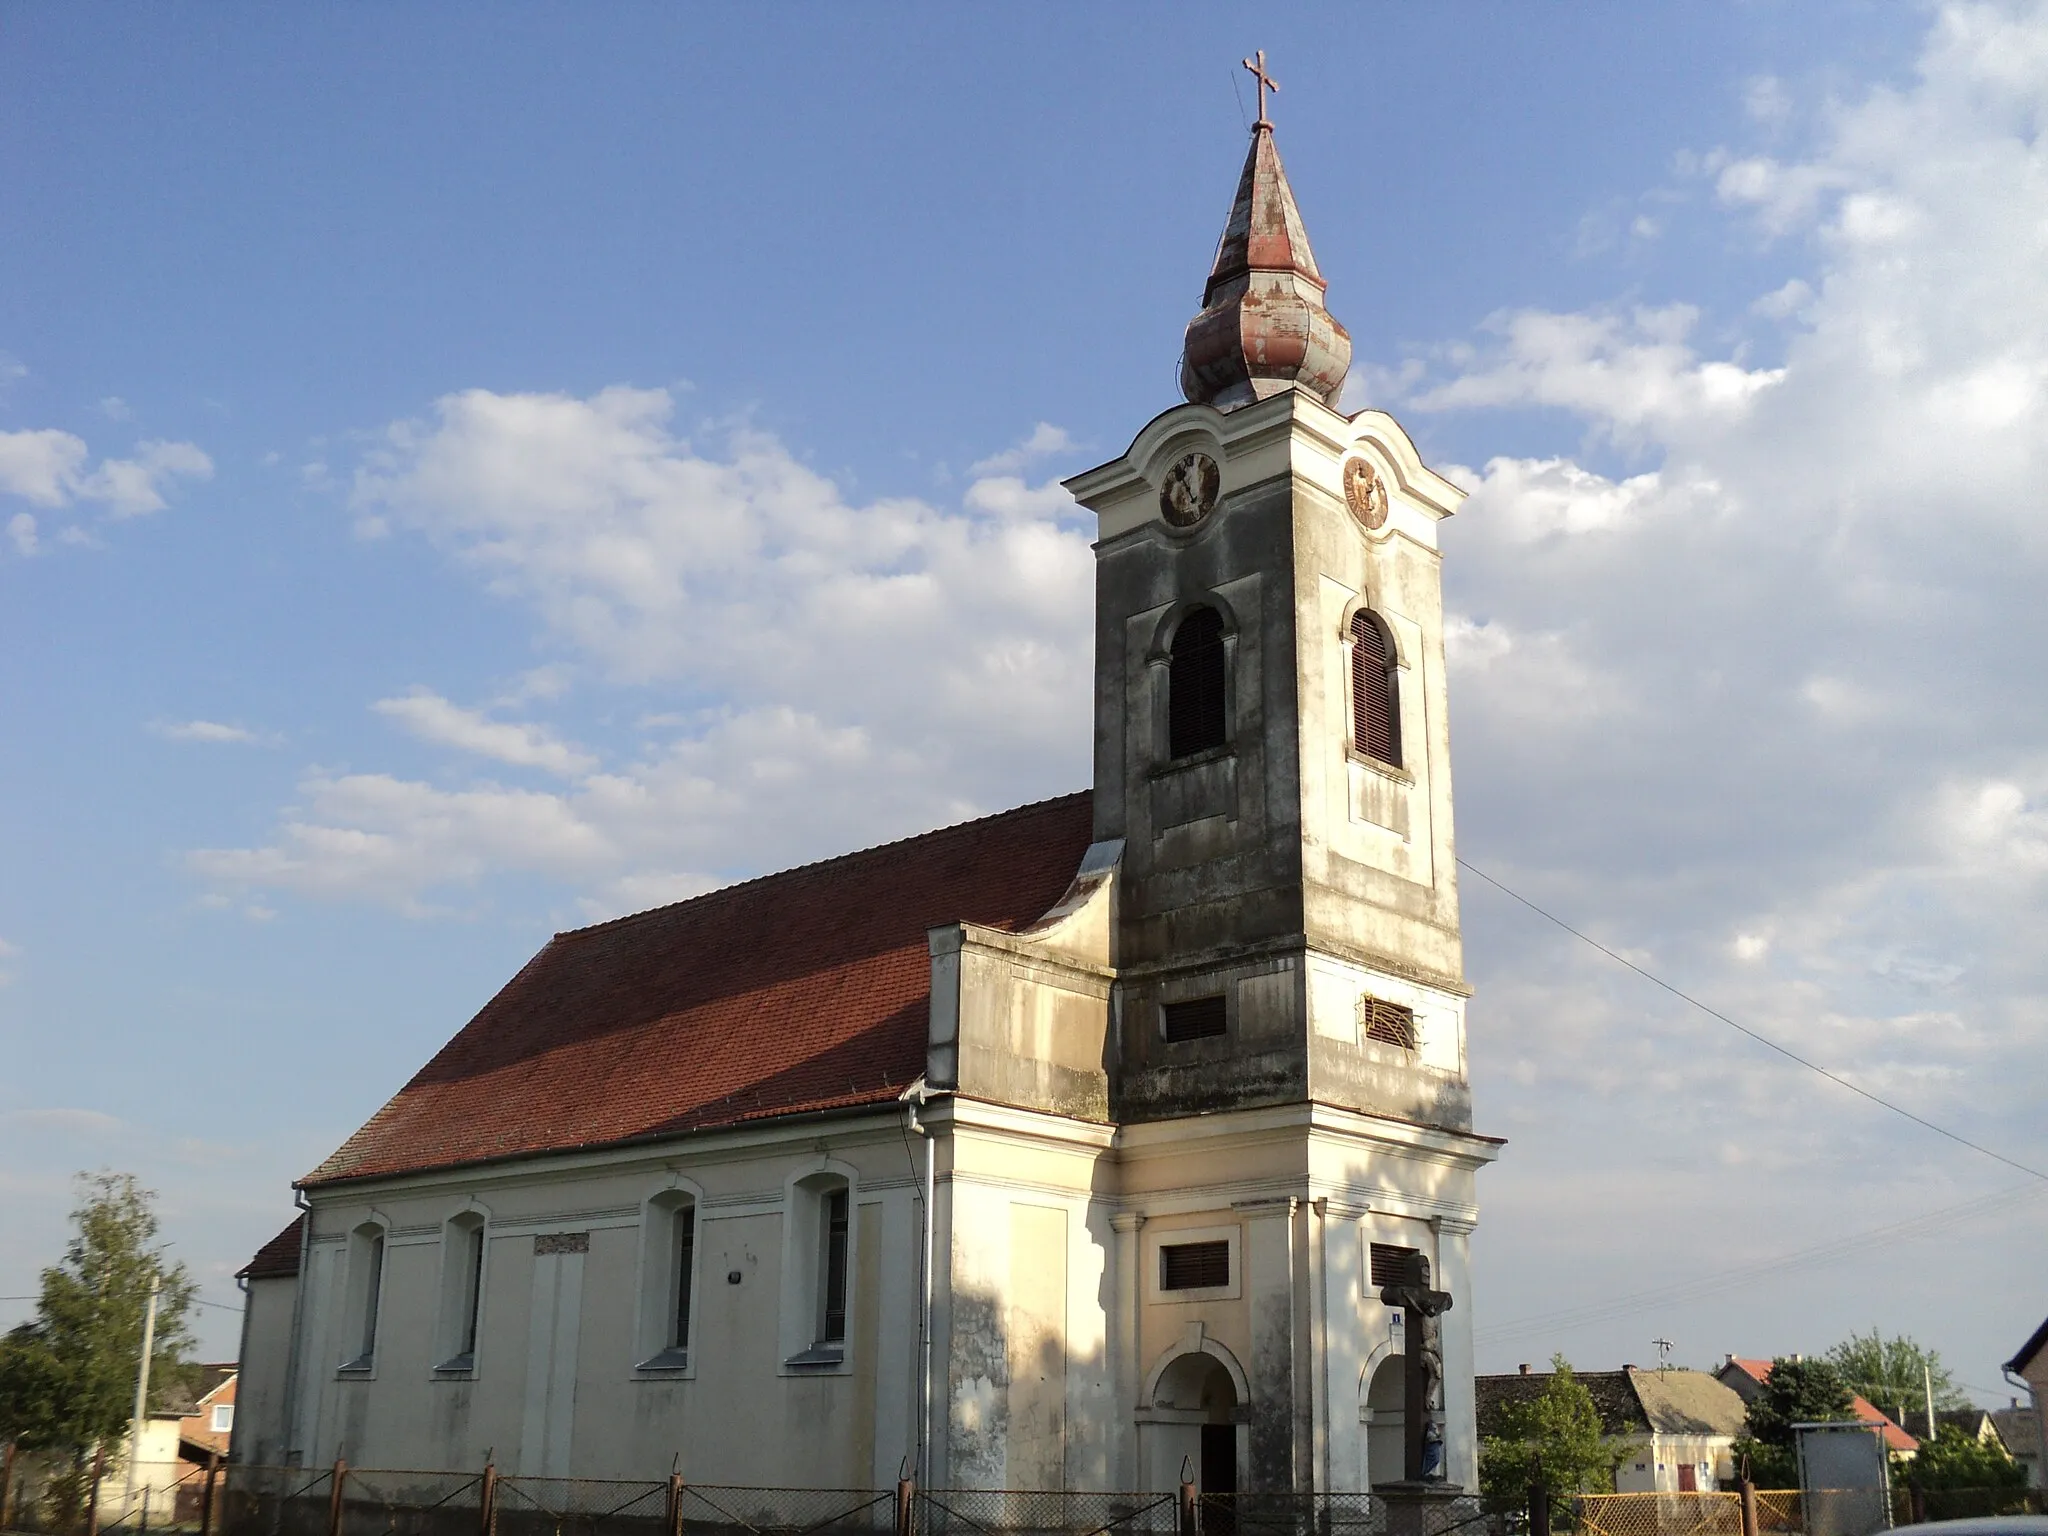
[1150,1352,1240,1497]
[1364,1355,1405,1488]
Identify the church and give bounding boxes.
[232,92,1502,1499]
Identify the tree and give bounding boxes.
[0,1172,198,1461]
[1730,1356,1857,1490]
[1824,1329,1966,1428]
[1479,1355,1620,1520]
[1906,1424,2027,1493]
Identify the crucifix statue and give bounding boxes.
[1378,1251,1455,1484]
[1242,50,1278,129]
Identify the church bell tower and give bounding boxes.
[1064,110,1475,1137]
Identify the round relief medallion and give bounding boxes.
[1159,452,1221,528]
[1343,456,1388,530]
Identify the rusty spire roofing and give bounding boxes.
[1180,121,1353,413]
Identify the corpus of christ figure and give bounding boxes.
[1377,1250,1456,1485]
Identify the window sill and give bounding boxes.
[633,1348,691,1377]
[1346,751,1413,785]
[432,1355,475,1379]
[335,1356,374,1380]
[1156,1283,1236,1304]
[783,1344,846,1372]
[1151,745,1234,779]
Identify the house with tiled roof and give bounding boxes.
[1989,1401,2041,1489]
[1713,1356,1920,1456]
[235,104,1501,1499]
[1476,1366,1749,1493]
[2006,1317,2048,1487]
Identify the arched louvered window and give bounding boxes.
[1350,611,1401,766]
[1168,606,1227,759]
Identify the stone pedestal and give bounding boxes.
[1373,1482,1470,1536]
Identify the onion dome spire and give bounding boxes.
[1179,58,1352,412]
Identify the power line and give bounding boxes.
[1474,1178,2046,1346]
[1,1294,242,1314]
[1457,857,2048,1184]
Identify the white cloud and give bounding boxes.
[153,720,271,745]
[0,429,90,505]
[193,402,1094,914]
[969,421,1075,476]
[373,688,598,777]
[962,473,1078,520]
[1744,74,1793,127]
[0,426,212,520]
[1406,304,1784,437]
[79,439,214,517]
[7,512,37,557]
[1403,1,2048,1369]
[98,396,133,422]
[1753,278,1814,319]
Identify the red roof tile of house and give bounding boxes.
[301,793,1095,1187]
[238,1216,307,1280]
[1723,1357,1919,1453]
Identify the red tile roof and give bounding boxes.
[302,793,1095,1187]
[1723,1357,1919,1453]
[238,1216,306,1280]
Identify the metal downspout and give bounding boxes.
[906,1098,936,1485]
[279,1189,313,1464]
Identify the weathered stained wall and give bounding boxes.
[233,1274,300,1466]
[1066,393,1476,1137]
[271,1118,922,1487]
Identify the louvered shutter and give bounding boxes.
[1169,607,1228,758]
[1161,1241,1232,1290]
[1162,995,1228,1042]
[1369,1242,1420,1289]
[1350,612,1401,765]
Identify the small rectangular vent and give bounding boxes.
[1370,1242,1420,1290]
[1162,995,1228,1043]
[1362,996,1416,1049]
[1160,1240,1231,1291]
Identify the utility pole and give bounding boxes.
[1922,1362,1936,1442]
[124,1275,162,1514]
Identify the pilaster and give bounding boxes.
[1432,1215,1478,1490]
[1112,1211,1147,1489]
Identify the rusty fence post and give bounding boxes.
[666,1473,683,1536]
[478,1464,497,1536]
[1529,1475,1551,1536]
[1177,1476,1198,1536]
[326,1460,347,1536]
[894,1476,914,1536]
[1737,1479,1757,1536]
[87,1445,109,1536]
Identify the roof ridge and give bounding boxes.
[556,790,1092,941]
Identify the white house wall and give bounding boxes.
[234,1274,300,1467]
[275,1118,924,1487]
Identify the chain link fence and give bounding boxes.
[1577,1494,1742,1536]
[18,1468,2034,1536]
[2,1459,219,1536]
[916,1489,1175,1536]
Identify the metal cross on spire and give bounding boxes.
[1242,49,1278,129]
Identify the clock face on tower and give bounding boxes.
[1343,457,1388,531]
[1159,452,1221,527]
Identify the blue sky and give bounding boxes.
[7,3,2046,1398]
